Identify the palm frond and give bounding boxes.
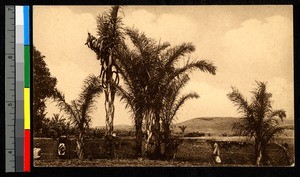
[166,60,216,85]
[52,89,78,122]
[263,125,285,143]
[71,100,82,126]
[125,28,158,58]
[156,41,170,54]
[227,87,250,114]
[77,75,103,124]
[170,92,200,123]
[162,74,190,121]
[270,109,286,121]
[115,84,134,110]
[163,43,195,68]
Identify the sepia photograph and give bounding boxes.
[32,5,294,167]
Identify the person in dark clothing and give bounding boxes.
[58,135,68,159]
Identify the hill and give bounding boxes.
[95,117,294,137]
[175,117,294,136]
[175,117,239,136]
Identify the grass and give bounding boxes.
[34,137,294,167]
[34,158,252,167]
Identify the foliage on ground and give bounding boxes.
[34,137,293,166]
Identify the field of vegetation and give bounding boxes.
[34,135,294,167]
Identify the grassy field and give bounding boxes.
[34,117,294,167]
[34,137,294,167]
[34,158,252,167]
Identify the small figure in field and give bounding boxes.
[213,142,221,164]
[33,143,41,160]
[57,135,67,159]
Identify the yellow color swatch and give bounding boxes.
[24,88,30,129]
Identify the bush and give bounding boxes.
[114,130,134,137]
[86,128,105,139]
[184,132,205,137]
[221,133,228,137]
[34,114,74,138]
[162,136,183,160]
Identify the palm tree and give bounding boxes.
[85,6,124,137]
[227,81,286,166]
[178,125,187,134]
[149,43,216,158]
[113,28,167,156]
[48,113,70,138]
[160,75,199,156]
[161,75,199,144]
[53,75,102,159]
[115,28,216,158]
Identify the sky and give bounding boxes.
[33,5,294,127]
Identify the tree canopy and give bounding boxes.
[33,46,57,134]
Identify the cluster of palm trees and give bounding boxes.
[84,6,216,159]
[50,6,287,165]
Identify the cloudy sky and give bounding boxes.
[33,5,293,127]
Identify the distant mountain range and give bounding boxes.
[95,117,294,136]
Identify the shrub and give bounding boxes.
[221,133,228,137]
[184,132,205,137]
[163,136,183,159]
[86,128,105,139]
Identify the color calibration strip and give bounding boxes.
[16,5,31,172]
[23,5,31,172]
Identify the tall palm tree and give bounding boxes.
[161,74,199,154]
[85,6,124,137]
[148,42,216,158]
[227,81,286,166]
[114,28,167,156]
[53,75,102,159]
[115,28,216,158]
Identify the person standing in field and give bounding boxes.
[213,142,221,164]
[33,143,41,160]
[57,135,67,159]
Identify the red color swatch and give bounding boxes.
[24,130,30,172]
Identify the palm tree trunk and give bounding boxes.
[255,140,262,166]
[135,112,143,157]
[104,89,115,136]
[161,122,170,156]
[254,138,258,159]
[76,132,84,160]
[153,110,161,158]
[261,143,269,165]
[145,111,154,157]
[104,53,115,137]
